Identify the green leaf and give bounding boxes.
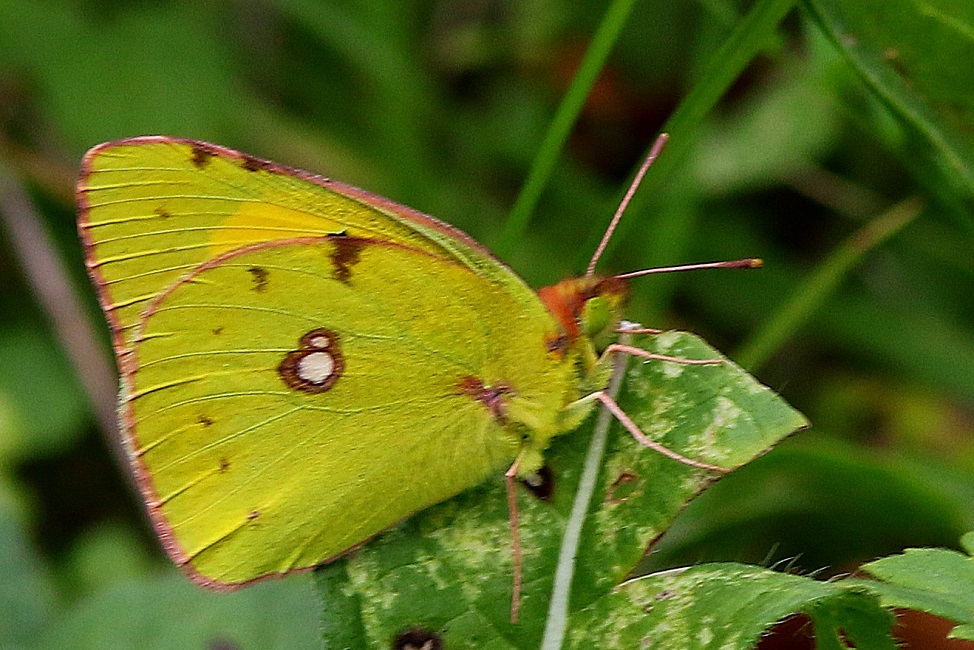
[61,523,159,597]
[804,0,974,218]
[856,535,974,640]
[565,564,891,649]
[314,332,807,647]
[571,331,811,605]
[805,590,897,650]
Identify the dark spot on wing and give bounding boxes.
[328,235,365,285]
[278,328,344,394]
[198,415,214,427]
[545,333,569,357]
[458,376,513,424]
[218,457,230,472]
[154,207,172,219]
[190,144,215,169]
[248,267,269,292]
[212,326,224,335]
[241,154,270,172]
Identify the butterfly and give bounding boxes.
[77,134,758,617]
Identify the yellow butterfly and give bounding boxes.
[77,135,755,607]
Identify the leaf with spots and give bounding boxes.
[567,564,896,649]
[314,332,809,648]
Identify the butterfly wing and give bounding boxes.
[123,236,576,586]
[77,137,531,355]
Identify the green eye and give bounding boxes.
[581,294,614,339]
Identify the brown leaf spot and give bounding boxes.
[393,628,443,650]
[606,470,638,504]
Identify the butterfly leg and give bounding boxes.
[602,342,724,366]
[587,390,730,473]
[573,329,729,471]
[504,459,523,624]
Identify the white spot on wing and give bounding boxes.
[298,351,335,385]
[307,334,331,349]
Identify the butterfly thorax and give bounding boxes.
[498,275,630,477]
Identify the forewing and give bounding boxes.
[77,137,526,354]
[125,236,575,587]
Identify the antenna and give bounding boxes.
[585,132,669,277]
[585,133,762,281]
[614,258,764,280]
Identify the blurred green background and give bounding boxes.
[1,0,972,647]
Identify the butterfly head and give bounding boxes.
[538,275,628,348]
